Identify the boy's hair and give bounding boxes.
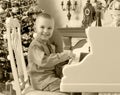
[34,13,54,31]
[36,12,53,20]
[34,13,54,27]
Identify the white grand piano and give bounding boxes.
[60,27,120,93]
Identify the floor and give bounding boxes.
[0,82,5,95]
[0,82,15,95]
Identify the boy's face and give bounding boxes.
[35,16,54,41]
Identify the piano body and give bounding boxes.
[60,27,120,93]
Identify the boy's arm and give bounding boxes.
[30,45,72,68]
[42,52,71,67]
[28,45,44,67]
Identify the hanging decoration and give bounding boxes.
[61,0,78,21]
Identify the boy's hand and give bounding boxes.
[69,51,76,60]
[64,50,76,60]
[67,51,76,64]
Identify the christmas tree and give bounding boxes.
[0,0,43,82]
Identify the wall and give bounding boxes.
[37,0,84,28]
[37,0,67,28]
[37,0,110,28]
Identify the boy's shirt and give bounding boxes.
[27,36,69,90]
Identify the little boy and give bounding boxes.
[27,13,75,92]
